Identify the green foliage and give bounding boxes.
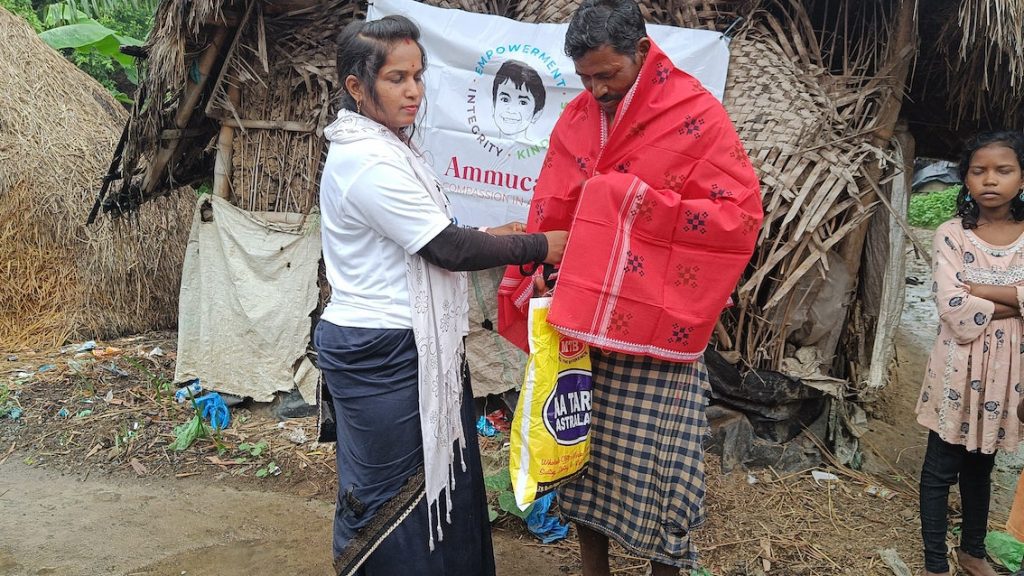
[71,2,152,102]
[483,468,511,492]
[497,491,533,520]
[123,356,173,394]
[236,441,272,467]
[909,185,960,229]
[41,0,79,25]
[0,383,16,419]
[59,0,157,20]
[256,461,280,478]
[169,413,206,451]
[1,0,43,30]
[39,11,143,77]
[72,52,132,102]
[238,441,269,457]
[482,465,534,520]
[4,0,155,102]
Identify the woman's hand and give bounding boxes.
[487,221,527,236]
[543,231,568,264]
[533,268,560,297]
[531,229,567,297]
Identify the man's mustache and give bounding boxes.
[597,94,621,104]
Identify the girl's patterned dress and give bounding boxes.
[916,219,1024,453]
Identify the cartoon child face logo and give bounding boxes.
[491,60,546,139]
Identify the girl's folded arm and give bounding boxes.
[933,225,996,343]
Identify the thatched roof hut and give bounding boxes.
[0,8,194,351]
[91,0,1023,400]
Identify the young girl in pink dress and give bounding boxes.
[917,130,1024,576]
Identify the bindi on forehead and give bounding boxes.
[380,42,422,68]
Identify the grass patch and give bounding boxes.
[909,185,960,229]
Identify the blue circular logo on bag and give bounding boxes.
[543,369,592,445]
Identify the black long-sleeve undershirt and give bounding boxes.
[417,224,547,272]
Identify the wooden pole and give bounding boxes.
[864,122,915,393]
[221,118,315,132]
[140,26,230,197]
[838,0,918,277]
[212,83,241,199]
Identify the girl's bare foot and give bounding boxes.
[956,548,999,576]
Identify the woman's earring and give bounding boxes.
[966,192,973,203]
[356,100,362,115]
[1018,189,1024,201]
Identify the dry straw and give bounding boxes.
[944,0,1024,125]
[723,2,899,371]
[0,8,194,351]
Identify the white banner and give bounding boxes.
[369,0,731,227]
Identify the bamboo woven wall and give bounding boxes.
[722,13,878,368]
[205,0,355,214]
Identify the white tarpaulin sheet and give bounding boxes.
[370,0,731,227]
[174,195,321,403]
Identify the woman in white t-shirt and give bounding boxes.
[317,16,567,576]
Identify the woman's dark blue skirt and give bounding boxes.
[315,321,495,576]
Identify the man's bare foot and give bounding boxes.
[956,548,999,576]
[923,571,950,576]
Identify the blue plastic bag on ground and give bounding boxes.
[174,379,203,403]
[195,392,230,431]
[525,492,569,543]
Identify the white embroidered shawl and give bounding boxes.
[323,109,469,546]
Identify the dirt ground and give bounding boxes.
[0,457,563,576]
[1,231,1020,576]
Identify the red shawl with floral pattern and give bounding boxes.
[498,40,763,362]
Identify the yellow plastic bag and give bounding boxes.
[510,297,593,509]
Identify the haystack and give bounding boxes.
[0,8,194,351]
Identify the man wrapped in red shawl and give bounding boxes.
[497,0,763,573]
